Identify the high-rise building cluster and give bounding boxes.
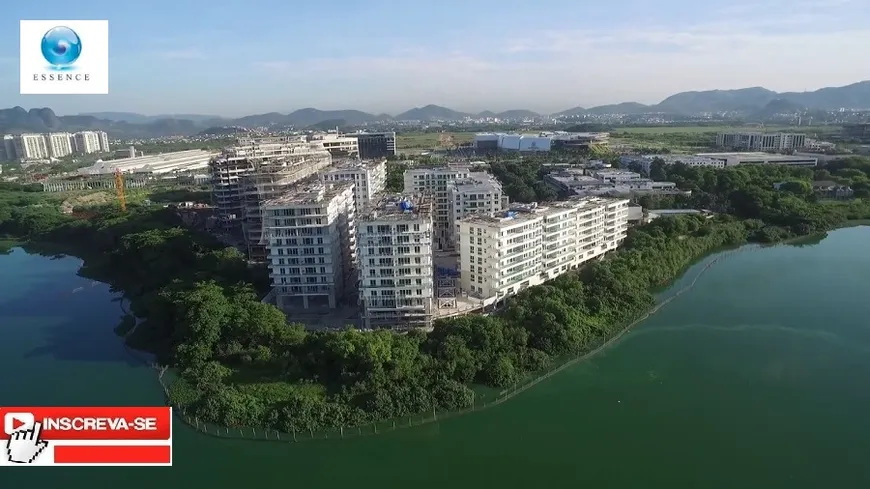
[0,131,110,161]
[209,138,630,330]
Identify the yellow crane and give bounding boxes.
[114,169,127,213]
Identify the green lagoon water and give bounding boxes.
[2,226,870,488]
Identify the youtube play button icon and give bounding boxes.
[4,412,34,435]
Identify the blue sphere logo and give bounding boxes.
[41,26,82,67]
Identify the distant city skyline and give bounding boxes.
[2,0,870,117]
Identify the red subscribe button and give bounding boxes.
[1,407,171,440]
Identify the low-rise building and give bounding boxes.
[716,132,806,151]
[457,197,628,304]
[695,152,818,167]
[810,181,854,199]
[545,168,682,197]
[263,181,356,310]
[620,154,726,175]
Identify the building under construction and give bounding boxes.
[356,193,435,329]
[209,137,333,260]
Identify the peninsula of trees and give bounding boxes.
[1,156,869,432]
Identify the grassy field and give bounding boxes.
[396,132,475,151]
[614,125,840,135]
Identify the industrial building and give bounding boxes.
[319,159,387,213]
[545,168,681,197]
[619,154,726,175]
[356,193,435,329]
[715,132,806,151]
[263,181,356,310]
[457,197,629,304]
[352,132,397,159]
[77,149,218,176]
[40,172,151,193]
[473,133,552,153]
[695,152,818,167]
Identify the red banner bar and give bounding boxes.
[54,445,171,464]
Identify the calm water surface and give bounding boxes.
[2,226,870,488]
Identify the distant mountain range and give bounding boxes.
[2,81,868,138]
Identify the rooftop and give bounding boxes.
[359,192,434,220]
[696,152,817,160]
[263,181,353,207]
[322,159,386,172]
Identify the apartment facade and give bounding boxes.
[47,132,74,158]
[446,172,508,248]
[403,164,474,250]
[457,197,629,303]
[263,182,356,310]
[14,134,49,160]
[716,132,806,151]
[356,193,435,329]
[319,159,387,213]
[74,131,102,154]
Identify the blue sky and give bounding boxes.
[2,0,869,117]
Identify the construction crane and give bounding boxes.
[114,169,127,213]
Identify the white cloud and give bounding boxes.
[254,10,870,113]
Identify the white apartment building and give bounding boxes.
[263,181,356,310]
[1,135,15,161]
[458,197,629,303]
[47,133,74,158]
[98,131,111,153]
[14,134,49,160]
[74,131,102,154]
[716,132,806,151]
[319,159,387,213]
[403,164,475,250]
[447,172,508,248]
[356,193,435,329]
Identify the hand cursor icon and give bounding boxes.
[6,422,48,464]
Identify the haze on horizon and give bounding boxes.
[2,0,869,117]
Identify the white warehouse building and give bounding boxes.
[474,133,553,152]
[77,149,218,175]
[263,181,356,310]
[457,197,629,304]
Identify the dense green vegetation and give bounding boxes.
[2,157,869,434]
[488,158,557,202]
[384,161,407,192]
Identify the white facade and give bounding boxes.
[98,131,111,153]
[263,182,356,310]
[47,133,74,158]
[319,159,387,213]
[458,197,629,302]
[356,193,435,329]
[313,134,359,157]
[447,172,508,248]
[695,152,818,168]
[403,164,474,250]
[518,136,551,152]
[1,135,15,161]
[14,134,49,160]
[74,131,102,154]
[716,132,806,151]
[79,149,217,175]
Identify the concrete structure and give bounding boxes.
[475,131,608,153]
[647,209,712,220]
[446,172,509,248]
[263,181,356,310]
[47,133,74,158]
[14,134,49,160]
[209,137,332,241]
[457,197,629,303]
[620,154,726,175]
[695,152,818,167]
[98,132,111,153]
[356,193,435,329]
[74,131,103,154]
[77,149,217,176]
[716,132,806,151]
[319,159,387,213]
[549,132,610,151]
[40,172,151,192]
[403,164,475,250]
[545,168,682,197]
[311,134,359,158]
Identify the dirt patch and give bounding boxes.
[61,191,114,213]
